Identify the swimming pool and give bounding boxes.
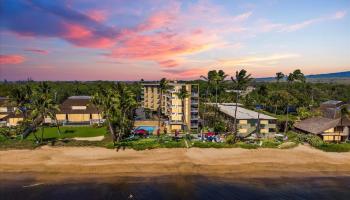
[134,126,156,133]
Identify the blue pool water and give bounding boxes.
[135,126,156,133]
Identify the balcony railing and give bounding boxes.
[191,100,199,104]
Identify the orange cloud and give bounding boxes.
[0,54,25,65]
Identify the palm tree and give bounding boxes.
[340,106,350,126]
[283,92,297,134]
[116,83,137,142]
[94,88,120,145]
[200,71,214,126]
[231,69,253,138]
[275,72,285,82]
[158,78,171,129]
[9,84,32,121]
[30,82,60,143]
[176,86,190,132]
[213,70,227,106]
[91,92,103,125]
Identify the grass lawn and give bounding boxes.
[27,126,107,140]
[316,143,350,152]
[118,135,187,150]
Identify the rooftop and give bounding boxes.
[321,100,343,105]
[294,117,341,135]
[216,104,276,120]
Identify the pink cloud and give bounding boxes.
[162,67,207,79]
[62,23,116,48]
[158,59,178,68]
[0,54,25,65]
[87,10,107,22]
[333,11,347,19]
[23,48,49,54]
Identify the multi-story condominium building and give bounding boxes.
[141,82,199,131]
[215,103,277,137]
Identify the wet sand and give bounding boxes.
[1,145,350,182]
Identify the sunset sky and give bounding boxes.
[0,0,349,81]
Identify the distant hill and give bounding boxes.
[256,71,350,82]
[306,71,350,79]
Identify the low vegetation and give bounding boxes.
[27,126,107,140]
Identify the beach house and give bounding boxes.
[55,96,103,125]
[215,103,277,137]
[294,100,350,142]
[0,97,24,127]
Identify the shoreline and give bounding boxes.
[1,145,350,183]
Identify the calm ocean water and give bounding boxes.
[1,175,349,200]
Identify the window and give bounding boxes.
[0,107,7,112]
[260,120,268,125]
[72,106,87,110]
[239,128,247,133]
[239,120,247,124]
[323,136,334,141]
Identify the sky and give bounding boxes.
[0,0,349,81]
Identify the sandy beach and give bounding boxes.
[1,145,350,182]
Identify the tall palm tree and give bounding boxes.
[91,92,103,125]
[9,84,32,120]
[213,70,227,106]
[176,86,190,132]
[231,69,253,138]
[94,88,121,145]
[30,82,60,143]
[200,71,214,126]
[283,91,296,134]
[340,106,350,126]
[158,78,171,129]
[275,72,285,83]
[116,83,137,141]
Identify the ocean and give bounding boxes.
[1,175,349,200]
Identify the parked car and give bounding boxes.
[133,129,148,136]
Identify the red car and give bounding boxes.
[205,132,216,137]
[134,129,148,135]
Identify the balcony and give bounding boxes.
[191,99,199,104]
[191,93,199,97]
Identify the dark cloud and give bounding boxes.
[0,0,119,48]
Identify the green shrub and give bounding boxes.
[234,142,258,149]
[306,135,324,147]
[261,139,280,148]
[225,135,235,144]
[192,141,230,148]
[279,142,298,149]
[317,143,350,152]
